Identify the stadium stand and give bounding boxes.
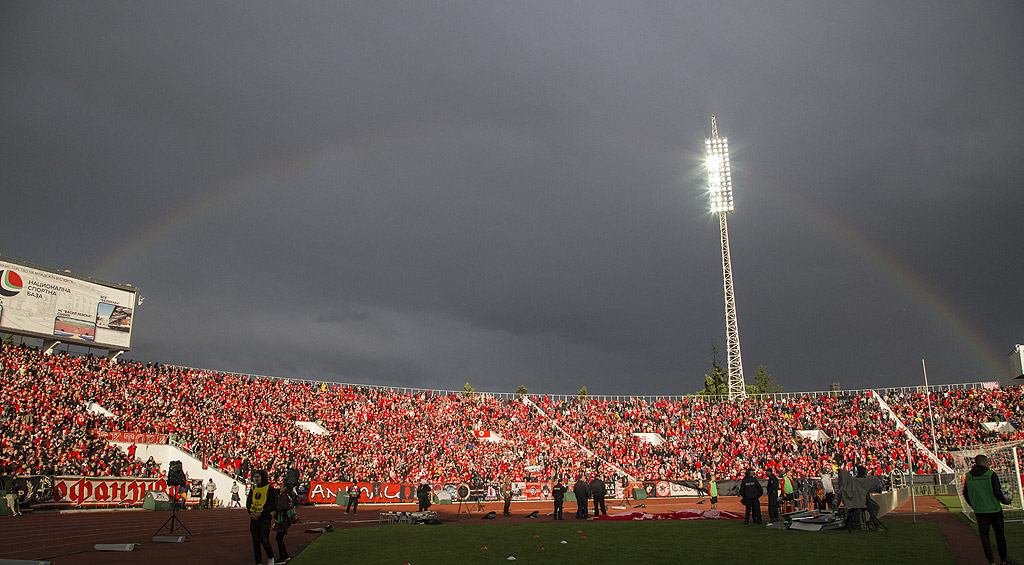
[1,342,1021,491]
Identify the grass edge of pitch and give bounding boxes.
[287,518,955,565]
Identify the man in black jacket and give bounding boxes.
[739,468,763,525]
[590,476,607,517]
[766,469,780,522]
[572,476,590,519]
[551,477,567,520]
[416,480,432,512]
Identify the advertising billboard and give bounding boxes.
[0,256,137,350]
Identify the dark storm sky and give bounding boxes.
[2,2,1021,396]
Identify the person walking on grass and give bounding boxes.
[963,454,1012,565]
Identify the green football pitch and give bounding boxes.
[290,518,954,565]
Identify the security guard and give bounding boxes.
[551,477,567,520]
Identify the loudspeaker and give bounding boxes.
[481,511,496,519]
[167,461,186,487]
[524,511,538,518]
[142,491,172,511]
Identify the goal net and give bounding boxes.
[949,440,1023,523]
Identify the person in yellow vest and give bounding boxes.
[709,474,718,510]
[247,470,278,565]
[502,479,513,516]
[782,471,795,514]
[963,454,1012,565]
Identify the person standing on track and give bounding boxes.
[782,470,795,513]
[739,468,763,525]
[551,477,566,520]
[709,474,718,510]
[590,475,607,517]
[1,468,19,516]
[204,478,217,509]
[247,470,277,565]
[274,482,297,564]
[766,468,780,522]
[821,467,836,510]
[963,454,1012,565]
[417,479,432,512]
[573,475,590,519]
[502,479,513,517]
[344,481,360,515]
[231,481,242,507]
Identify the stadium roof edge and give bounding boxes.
[0,254,138,292]
[159,363,1007,402]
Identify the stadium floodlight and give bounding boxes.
[705,115,746,400]
[705,137,734,213]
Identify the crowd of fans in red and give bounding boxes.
[2,343,1021,486]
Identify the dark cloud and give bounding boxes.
[2,2,1021,395]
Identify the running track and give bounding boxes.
[0,496,986,564]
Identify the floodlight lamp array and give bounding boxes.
[705,137,734,213]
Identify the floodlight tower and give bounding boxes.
[705,115,746,400]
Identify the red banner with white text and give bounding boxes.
[33,476,173,509]
[308,481,418,504]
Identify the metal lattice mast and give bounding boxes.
[706,115,746,399]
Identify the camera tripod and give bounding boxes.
[154,494,193,537]
[457,496,485,514]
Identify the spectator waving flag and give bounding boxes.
[474,430,503,442]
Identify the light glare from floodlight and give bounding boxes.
[705,137,733,213]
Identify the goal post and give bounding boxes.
[949,440,1023,523]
